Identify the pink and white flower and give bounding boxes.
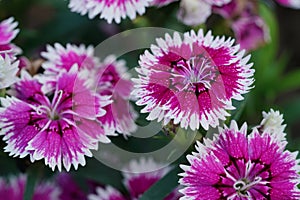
[0,17,21,58]
[0,174,60,200]
[133,29,254,131]
[0,54,19,89]
[276,0,300,9]
[0,69,111,171]
[231,13,270,51]
[177,0,231,25]
[179,120,300,199]
[68,0,152,24]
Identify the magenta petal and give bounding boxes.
[13,78,49,106]
[0,99,46,158]
[0,17,19,45]
[98,96,137,135]
[75,117,109,143]
[28,120,92,171]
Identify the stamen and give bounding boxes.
[36,105,51,115]
[51,90,64,114]
[233,180,246,190]
[35,90,64,120]
[244,161,253,178]
[240,177,262,191]
[234,176,263,192]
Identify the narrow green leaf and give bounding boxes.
[139,166,181,200]
[24,168,38,200]
[229,94,249,122]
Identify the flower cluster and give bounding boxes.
[0,2,300,198]
[179,111,300,199]
[88,158,181,200]
[0,40,137,170]
[133,29,254,130]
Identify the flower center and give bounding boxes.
[175,55,218,90]
[233,176,262,195]
[36,90,63,120]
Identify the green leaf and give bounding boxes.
[231,96,248,122]
[23,167,39,200]
[139,166,181,200]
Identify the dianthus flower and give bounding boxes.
[133,29,254,130]
[68,0,151,23]
[179,120,300,199]
[0,69,111,171]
